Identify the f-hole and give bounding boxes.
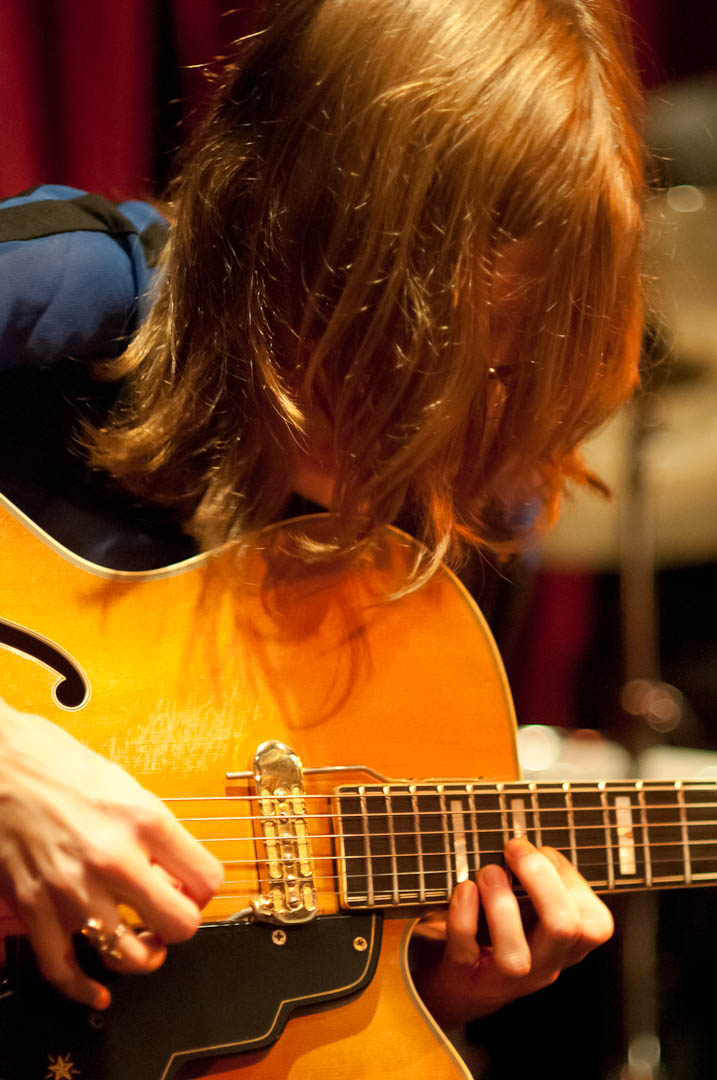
[0,619,90,710]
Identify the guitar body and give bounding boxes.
[0,496,519,1078]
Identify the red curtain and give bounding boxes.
[0,0,264,199]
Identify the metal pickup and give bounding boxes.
[251,741,318,924]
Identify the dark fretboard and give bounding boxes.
[334,779,717,908]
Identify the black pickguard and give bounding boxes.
[1,914,381,1080]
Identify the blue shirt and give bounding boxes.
[0,185,198,569]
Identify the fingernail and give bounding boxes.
[139,930,166,949]
[479,863,507,888]
[453,879,477,911]
[93,986,111,1011]
[506,837,533,857]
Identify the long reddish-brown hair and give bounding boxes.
[87,0,645,575]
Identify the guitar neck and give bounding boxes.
[334,778,717,908]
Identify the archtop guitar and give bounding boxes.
[1,494,715,1079]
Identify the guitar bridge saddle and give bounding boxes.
[250,741,318,925]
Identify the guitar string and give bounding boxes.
[190,824,717,851]
[169,800,717,825]
[209,851,717,897]
[174,813,717,836]
[211,836,717,863]
[212,860,717,895]
[209,882,708,903]
[206,828,717,889]
[217,851,717,885]
[167,787,717,892]
[165,785,717,806]
[213,875,717,900]
[207,840,717,889]
[212,870,717,904]
[210,833,717,859]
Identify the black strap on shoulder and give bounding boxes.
[0,192,138,242]
[0,192,168,266]
[138,220,167,268]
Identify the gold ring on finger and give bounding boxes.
[81,916,128,960]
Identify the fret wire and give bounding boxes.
[676,782,692,885]
[410,785,426,902]
[564,783,578,866]
[495,783,514,887]
[599,783,615,890]
[468,786,480,873]
[438,786,453,897]
[637,783,652,888]
[359,786,374,906]
[451,796,470,882]
[383,785,399,905]
[497,783,510,854]
[530,783,542,847]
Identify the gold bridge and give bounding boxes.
[251,741,318,924]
